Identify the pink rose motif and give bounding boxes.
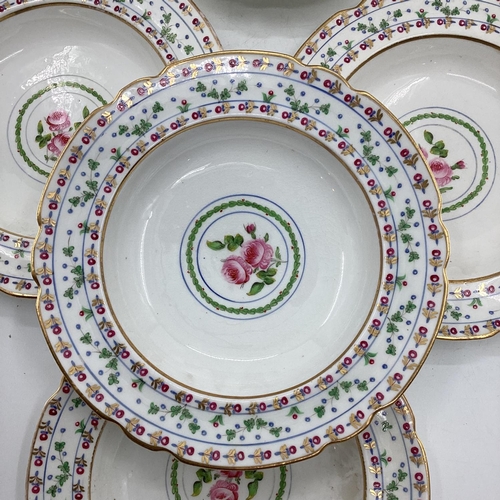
[220,470,243,478]
[429,158,453,187]
[244,223,256,234]
[209,480,239,500]
[454,160,466,169]
[47,133,71,157]
[46,110,71,131]
[222,256,252,285]
[241,239,274,270]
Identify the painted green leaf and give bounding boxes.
[132,378,146,391]
[405,301,417,314]
[82,106,89,119]
[118,125,128,135]
[207,89,219,100]
[298,103,309,114]
[386,344,397,355]
[398,469,408,482]
[391,311,403,322]
[106,358,118,371]
[398,220,411,231]
[314,405,326,418]
[340,381,352,392]
[72,397,83,407]
[244,418,255,431]
[286,405,303,416]
[82,307,93,320]
[409,251,420,262]
[326,47,336,57]
[108,373,119,385]
[170,405,182,417]
[37,120,44,134]
[386,321,399,333]
[386,480,399,492]
[149,402,159,415]
[262,92,276,103]
[269,426,282,437]
[180,408,193,420]
[405,207,416,219]
[284,85,295,96]
[192,480,203,497]
[361,130,372,142]
[54,441,65,452]
[86,180,98,192]
[247,282,265,296]
[99,348,113,359]
[226,429,236,441]
[38,134,51,149]
[423,130,433,145]
[237,80,248,92]
[401,232,413,244]
[188,422,200,434]
[75,419,86,434]
[150,102,163,114]
[184,45,194,55]
[47,484,58,496]
[328,386,340,400]
[58,461,70,474]
[247,480,260,500]
[62,246,74,257]
[63,287,74,299]
[263,232,269,242]
[196,81,207,93]
[262,276,275,286]
[80,332,92,344]
[225,235,240,251]
[380,449,388,466]
[220,89,231,101]
[206,240,225,250]
[357,380,368,391]
[256,418,267,429]
[196,468,212,483]
[386,166,398,177]
[88,159,100,170]
[234,233,244,246]
[209,414,224,425]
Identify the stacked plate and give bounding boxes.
[1,0,498,498]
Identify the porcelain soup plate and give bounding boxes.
[0,0,219,297]
[34,51,447,468]
[26,379,430,500]
[297,0,500,339]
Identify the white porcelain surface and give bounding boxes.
[104,120,379,396]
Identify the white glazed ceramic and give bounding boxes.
[26,379,430,500]
[0,0,220,297]
[296,0,500,340]
[33,50,447,468]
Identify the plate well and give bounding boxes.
[103,119,381,397]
